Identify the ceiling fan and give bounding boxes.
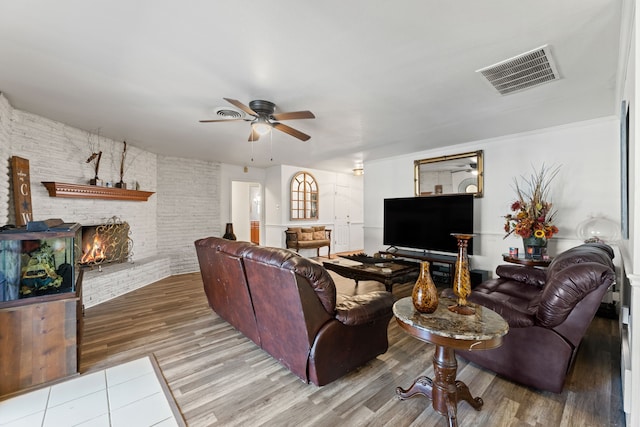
[200,98,315,142]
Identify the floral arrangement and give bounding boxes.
[504,165,560,239]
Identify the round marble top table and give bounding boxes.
[393,296,509,427]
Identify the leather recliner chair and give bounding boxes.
[448,243,615,393]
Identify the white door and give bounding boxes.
[333,184,350,254]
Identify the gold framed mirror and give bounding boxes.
[290,171,319,220]
[414,150,484,197]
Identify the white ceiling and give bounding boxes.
[0,1,623,173]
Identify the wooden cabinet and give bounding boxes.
[0,285,82,396]
[0,222,83,397]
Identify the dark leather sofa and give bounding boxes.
[449,243,615,393]
[194,236,394,386]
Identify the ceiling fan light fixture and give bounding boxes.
[252,117,272,135]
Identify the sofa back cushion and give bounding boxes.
[242,245,335,381]
[194,237,261,345]
[545,243,614,280]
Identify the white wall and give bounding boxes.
[0,95,11,223]
[231,181,252,241]
[364,117,620,275]
[268,164,363,254]
[257,164,365,253]
[264,165,283,247]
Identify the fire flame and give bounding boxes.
[81,234,106,264]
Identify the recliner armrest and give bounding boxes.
[496,264,546,288]
[536,262,614,327]
[335,291,393,326]
[468,291,536,327]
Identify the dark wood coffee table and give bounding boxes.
[322,259,419,292]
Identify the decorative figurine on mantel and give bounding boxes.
[87,150,102,186]
[116,140,127,189]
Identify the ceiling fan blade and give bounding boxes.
[199,118,245,123]
[271,110,315,121]
[248,128,261,142]
[272,122,311,141]
[224,98,257,116]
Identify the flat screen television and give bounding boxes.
[383,194,474,254]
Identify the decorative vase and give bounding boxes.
[412,261,439,313]
[448,233,475,315]
[223,223,237,240]
[523,236,547,260]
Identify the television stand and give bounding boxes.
[379,249,456,287]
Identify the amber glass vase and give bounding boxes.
[448,233,475,315]
[412,261,439,314]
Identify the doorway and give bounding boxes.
[231,181,261,244]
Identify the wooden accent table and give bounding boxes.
[322,259,419,292]
[393,296,508,426]
[502,253,552,267]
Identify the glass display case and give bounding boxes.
[0,222,81,302]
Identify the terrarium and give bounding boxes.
[0,222,81,302]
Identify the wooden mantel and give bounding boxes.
[42,182,155,201]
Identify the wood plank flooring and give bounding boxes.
[80,272,625,426]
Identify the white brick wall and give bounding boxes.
[82,256,171,308]
[0,94,12,224]
[157,156,221,275]
[0,95,221,305]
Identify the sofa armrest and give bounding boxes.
[335,291,393,326]
[285,230,299,243]
[325,229,332,240]
[496,264,546,288]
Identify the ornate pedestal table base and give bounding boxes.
[396,346,483,425]
[393,297,508,427]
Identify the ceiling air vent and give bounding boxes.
[214,107,245,119]
[476,45,560,95]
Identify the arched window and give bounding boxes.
[290,172,318,220]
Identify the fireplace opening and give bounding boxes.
[80,218,132,266]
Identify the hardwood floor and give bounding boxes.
[81,272,625,426]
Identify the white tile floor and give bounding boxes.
[0,357,183,427]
